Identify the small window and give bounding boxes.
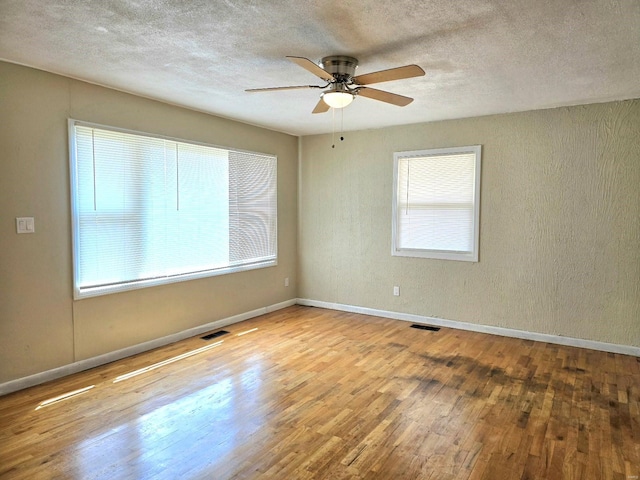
[392,145,481,262]
[69,120,277,298]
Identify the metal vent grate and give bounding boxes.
[201,330,230,340]
[410,324,440,332]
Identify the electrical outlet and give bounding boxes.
[393,286,400,296]
[284,277,289,287]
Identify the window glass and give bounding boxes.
[69,120,277,298]
[392,146,481,262]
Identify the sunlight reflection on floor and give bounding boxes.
[73,360,266,479]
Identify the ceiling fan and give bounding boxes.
[246,56,425,114]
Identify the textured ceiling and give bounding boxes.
[1,0,639,136]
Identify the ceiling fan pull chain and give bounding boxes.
[332,107,336,148]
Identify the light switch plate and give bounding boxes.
[16,217,35,234]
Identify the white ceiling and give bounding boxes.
[1,0,639,136]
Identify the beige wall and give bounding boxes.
[0,62,298,383]
[299,100,640,347]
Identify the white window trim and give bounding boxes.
[392,145,481,262]
[68,119,278,299]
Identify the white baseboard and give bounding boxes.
[296,298,640,357]
[0,299,296,396]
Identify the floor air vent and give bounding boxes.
[201,330,230,340]
[411,324,440,332]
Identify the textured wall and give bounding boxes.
[299,100,640,347]
[0,62,298,383]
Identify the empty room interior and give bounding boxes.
[0,1,639,479]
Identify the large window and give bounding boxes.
[392,145,481,262]
[69,120,277,299]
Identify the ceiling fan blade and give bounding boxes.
[353,64,425,85]
[245,85,320,92]
[312,98,330,114]
[357,87,414,107]
[287,56,335,82]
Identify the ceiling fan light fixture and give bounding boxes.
[322,88,354,109]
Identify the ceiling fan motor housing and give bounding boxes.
[320,56,358,83]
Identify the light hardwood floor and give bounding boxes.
[1,306,639,479]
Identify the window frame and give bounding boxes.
[391,145,481,262]
[68,119,278,299]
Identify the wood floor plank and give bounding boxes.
[0,305,639,479]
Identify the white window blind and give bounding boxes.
[69,120,277,298]
[392,146,481,262]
